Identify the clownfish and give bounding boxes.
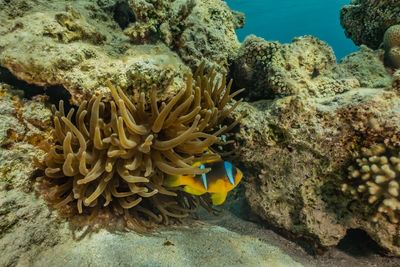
[163,156,243,205]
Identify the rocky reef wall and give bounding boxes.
[2,0,400,264]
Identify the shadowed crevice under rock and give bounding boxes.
[0,66,74,111]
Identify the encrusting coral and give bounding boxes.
[342,144,400,224]
[35,63,245,231]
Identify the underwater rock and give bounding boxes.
[0,0,234,103]
[340,0,400,49]
[231,10,245,30]
[0,187,67,267]
[336,45,392,88]
[393,70,400,91]
[234,86,400,255]
[232,35,363,100]
[124,0,240,73]
[0,83,67,266]
[0,84,52,190]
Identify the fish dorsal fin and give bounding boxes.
[200,164,208,190]
[224,161,235,185]
[211,192,228,205]
[184,185,205,195]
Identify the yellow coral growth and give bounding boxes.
[342,144,400,224]
[36,63,245,231]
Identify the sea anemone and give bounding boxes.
[35,62,245,231]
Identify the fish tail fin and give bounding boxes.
[163,174,182,187]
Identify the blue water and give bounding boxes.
[226,0,358,60]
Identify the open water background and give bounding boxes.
[226,0,358,60]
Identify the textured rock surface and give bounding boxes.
[0,84,66,267]
[124,0,240,72]
[234,86,400,255]
[393,70,400,90]
[232,35,391,101]
[340,0,400,49]
[337,45,392,88]
[0,84,52,190]
[0,0,201,103]
[0,186,68,267]
[383,25,400,68]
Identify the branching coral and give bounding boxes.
[35,63,244,231]
[342,144,400,223]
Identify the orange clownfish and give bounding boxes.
[163,158,243,205]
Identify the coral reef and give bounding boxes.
[0,0,238,103]
[383,25,400,68]
[232,35,391,100]
[0,83,66,266]
[383,25,400,50]
[343,144,400,224]
[0,0,189,103]
[36,65,244,231]
[234,86,400,255]
[337,45,392,88]
[340,0,400,49]
[0,84,52,189]
[393,70,400,91]
[230,10,245,30]
[124,0,240,72]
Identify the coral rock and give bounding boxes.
[340,0,400,49]
[234,86,400,255]
[383,24,400,50]
[0,0,190,103]
[233,35,362,100]
[124,0,240,72]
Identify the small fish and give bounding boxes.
[163,159,243,205]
